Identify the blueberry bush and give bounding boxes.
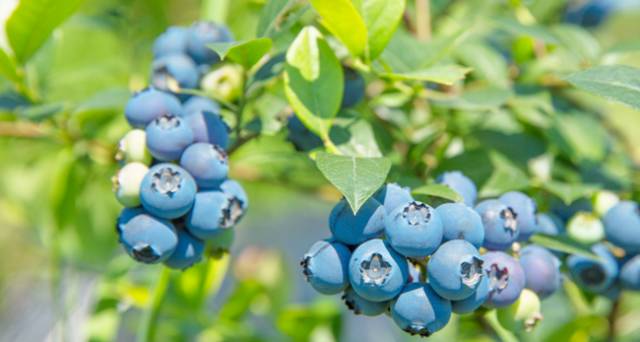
[0,0,639,341]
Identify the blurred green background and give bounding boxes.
[0,0,640,341]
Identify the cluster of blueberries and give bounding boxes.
[302,171,640,336]
[113,22,247,270]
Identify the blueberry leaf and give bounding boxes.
[480,152,529,197]
[0,49,19,83]
[256,0,292,37]
[412,184,463,203]
[356,0,406,60]
[6,0,85,64]
[284,26,343,138]
[542,181,600,205]
[209,38,273,69]
[566,65,640,110]
[529,234,599,261]
[309,0,368,57]
[380,64,471,85]
[315,152,391,213]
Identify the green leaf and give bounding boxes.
[412,184,463,203]
[6,0,85,64]
[0,49,19,82]
[17,102,65,121]
[542,181,600,205]
[209,38,273,69]
[309,0,368,57]
[256,0,292,37]
[480,152,529,197]
[357,0,406,60]
[330,115,382,157]
[456,41,510,88]
[549,112,608,163]
[381,64,470,85]
[551,24,600,64]
[434,86,512,110]
[493,18,559,44]
[529,234,599,260]
[315,152,391,213]
[284,26,343,138]
[566,65,640,110]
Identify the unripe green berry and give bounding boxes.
[114,162,149,207]
[567,212,604,244]
[497,289,542,332]
[116,129,152,165]
[593,190,619,217]
[201,64,244,103]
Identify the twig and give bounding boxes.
[415,0,431,41]
[227,131,259,155]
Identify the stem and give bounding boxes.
[481,310,519,342]
[415,0,431,41]
[608,297,621,342]
[137,268,171,342]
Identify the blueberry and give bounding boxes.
[427,240,484,300]
[348,239,409,302]
[179,143,228,188]
[124,88,183,128]
[300,240,351,294]
[436,171,477,206]
[184,110,229,149]
[140,163,197,219]
[451,275,489,314]
[496,289,542,332]
[567,212,604,245]
[145,114,194,161]
[153,26,190,58]
[183,96,221,115]
[620,255,640,290]
[374,183,414,214]
[207,227,235,254]
[151,54,200,92]
[329,198,385,245]
[342,287,389,316]
[603,201,640,253]
[219,179,248,210]
[519,245,561,299]
[565,0,612,28]
[567,243,618,293]
[482,251,526,308]
[341,67,365,108]
[384,201,443,258]
[186,190,243,240]
[164,229,205,270]
[113,162,149,208]
[201,64,244,102]
[117,208,178,263]
[436,202,484,248]
[536,213,564,236]
[115,129,152,165]
[286,115,323,152]
[390,283,452,337]
[499,191,537,241]
[187,21,234,65]
[475,199,519,250]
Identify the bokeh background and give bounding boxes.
[0,0,640,341]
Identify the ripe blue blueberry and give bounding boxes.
[390,283,452,337]
[301,240,351,294]
[482,251,526,308]
[186,190,243,240]
[179,143,228,188]
[374,183,414,214]
[124,88,183,128]
[183,95,221,115]
[427,240,485,300]
[620,255,640,290]
[151,54,200,92]
[499,191,538,241]
[436,171,477,207]
[519,245,561,299]
[342,287,389,316]
[436,202,484,248]
[140,163,197,219]
[117,208,178,263]
[153,26,189,58]
[384,201,443,258]
[567,243,619,293]
[219,179,249,214]
[603,201,640,253]
[475,199,519,250]
[184,110,229,149]
[452,275,489,314]
[145,114,194,161]
[164,229,205,270]
[286,115,323,152]
[348,239,409,302]
[187,21,234,65]
[536,213,564,236]
[341,67,365,108]
[329,198,385,245]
